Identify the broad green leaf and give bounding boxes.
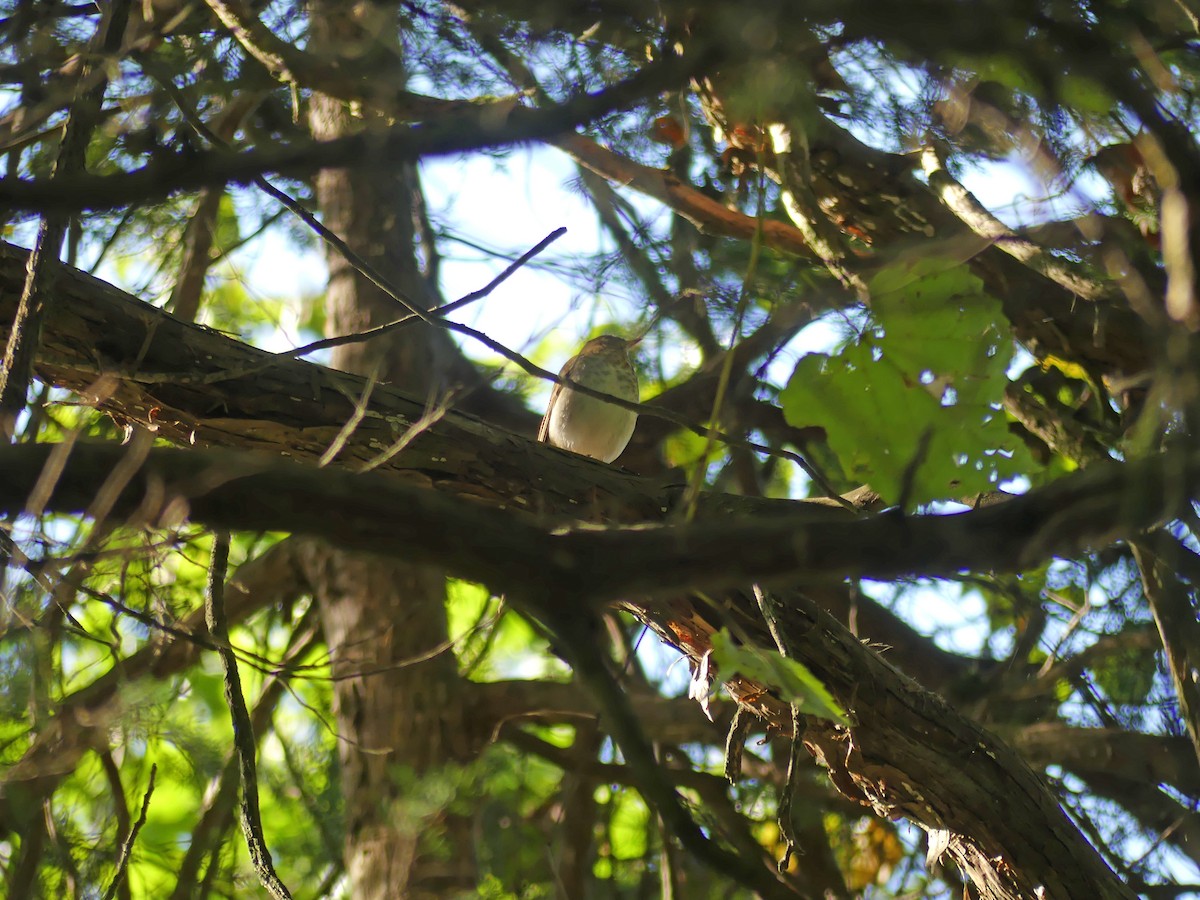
[710,629,847,724]
[664,425,719,468]
[969,57,1040,96]
[1058,76,1117,117]
[782,258,1038,505]
[186,668,228,719]
[203,279,286,339]
[447,579,491,640]
[868,258,1010,406]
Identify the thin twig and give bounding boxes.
[98,750,132,900]
[5,45,712,213]
[681,162,768,519]
[101,763,156,900]
[172,612,321,898]
[278,224,568,359]
[318,361,380,467]
[754,585,807,872]
[1131,539,1200,770]
[723,706,752,784]
[358,387,456,473]
[204,531,293,900]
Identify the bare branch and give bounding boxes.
[1132,538,1200,770]
[0,51,713,214]
[920,145,1108,301]
[172,611,321,898]
[100,763,156,900]
[2,440,1199,623]
[203,532,292,900]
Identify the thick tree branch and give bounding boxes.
[3,434,1186,897]
[0,239,839,511]
[0,51,710,213]
[2,439,1198,620]
[919,145,1109,301]
[1008,723,1200,797]
[746,587,1135,900]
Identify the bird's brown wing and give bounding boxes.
[539,354,578,443]
[537,381,562,443]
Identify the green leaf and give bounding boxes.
[868,258,1011,407]
[203,279,285,339]
[1057,76,1117,117]
[664,426,718,468]
[969,57,1039,96]
[782,257,1038,506]
[710,629,847,724]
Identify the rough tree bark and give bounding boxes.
[304,2,477,894]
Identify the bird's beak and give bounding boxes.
[627,335,644,349]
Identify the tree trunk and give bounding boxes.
[306,2,475,895]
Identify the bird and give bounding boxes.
[538,334,640,463]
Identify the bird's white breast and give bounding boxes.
[546,354,638,463]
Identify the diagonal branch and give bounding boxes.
[100,763,156,900]
[204,531,292,900]
[1131,538,1200,769]
[533,599,802,898]
[0,239,829,483]
[559,132,815,258]
[745,586,1136,900]
[171,608,321,898]
[0,50,713,214]
[919,145,1109,302]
